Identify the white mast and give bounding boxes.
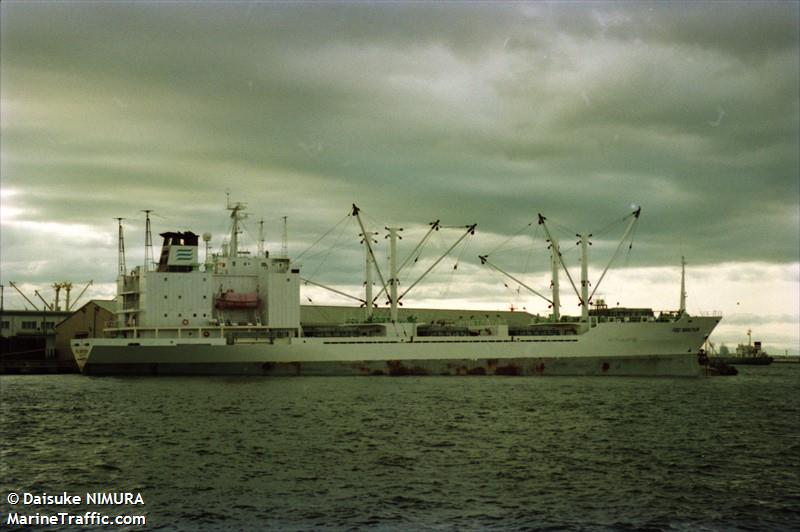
[202,233,212,268]
[226,199,247,258]
[365,247,374,320]
[387,226,402,323]
[580,233,590,322]
[550,237,560,322]
[679,256,687,315]
[352,205,392,311]
[359,222,378,320]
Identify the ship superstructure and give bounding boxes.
[72,202,721,376]
[115,202,300,342]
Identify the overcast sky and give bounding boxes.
[1,1,798,354]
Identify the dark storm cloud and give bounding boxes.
[1,0,798,295]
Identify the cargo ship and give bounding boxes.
[71,202,721,376]
[718,331,773,366]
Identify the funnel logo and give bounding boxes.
[170,246,196,264]
[175,249,193,261]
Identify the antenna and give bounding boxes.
[115,218,127,276]
[679,256,687,315]
[281,216,288,258]
[226,196,247,257]
[142,210,154,271]
[202,232,212,266]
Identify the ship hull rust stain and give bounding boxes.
[494,364,521,376]
[386,360,430,376]
[81,353,706,377]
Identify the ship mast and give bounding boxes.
[679,256,687,315]
[115,217,127,276]
[550,237,560,321]
[352,204,392,313]
[538,207,641,321]
[370,219,441,305]
[226,197,247,258]
[142,210,154,271]
[538,214,583,312]
[579,234,590,322]
[387,226,402,323]
[362,230,377,320]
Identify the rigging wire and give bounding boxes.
[591,213,629,240]
[295,211,351,261]
[304,216,355,282]
[397,226,431,285]
[519,223,542,279]
[485,221,534,256]
[622,219,639,269]
[439,230,473,299]
[547,218,579,240]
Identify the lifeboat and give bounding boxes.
[215,291,260,310]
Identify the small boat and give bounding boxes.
[215,291,260,310]
[718,330,773,366]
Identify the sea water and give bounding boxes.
[1,365,798,530]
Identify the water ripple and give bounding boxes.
[1,366,799,530]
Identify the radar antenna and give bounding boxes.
[281,216,288,258]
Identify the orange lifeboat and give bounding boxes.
[215,291,260,309]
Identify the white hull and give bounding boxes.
[72,315,719,377]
